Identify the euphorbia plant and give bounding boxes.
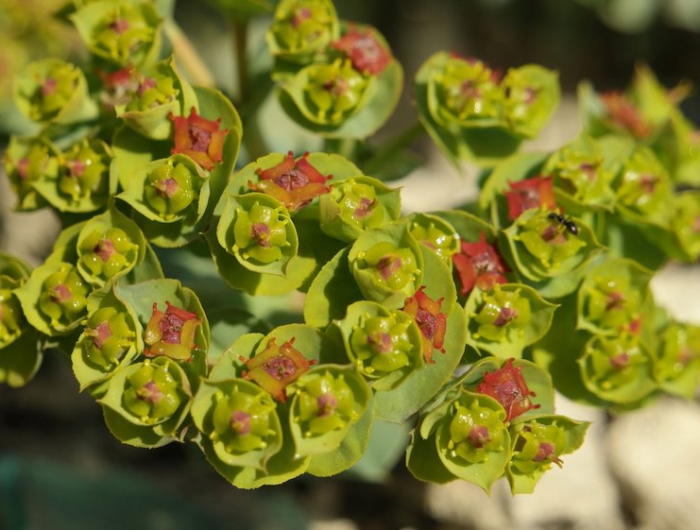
[1,0,699,497]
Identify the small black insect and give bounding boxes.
[547,212,579,236]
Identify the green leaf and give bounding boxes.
[0,330,42,388]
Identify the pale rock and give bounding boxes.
[606,397,700,530]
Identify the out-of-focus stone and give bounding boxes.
[425,479,514,530]
[0,169,59,264]
[606,397,700,530]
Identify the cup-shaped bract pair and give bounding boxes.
[2,136,59,211]
[577,257,653,337]
[333,300,424,390]
[275,20,403,138]
[465,283,556,359]
[542,135,624,211]
[0,253,40,388]
[117,154,210,246]
[507,415,589,494]
[15,261,89,337]
[191,378,283,481]
[287,365,371,457]
[76,208,146,287]
[614,146,673,228]
[13,58,98,125]
[349,222,424,310]
[115,57,198,140]
[267,0,339,64]
[407,389,511,493]
[503,208,594,278]
[319,175,401,242]
[578,333,657,406]
[407,213,460,268]
[218,193,298,273]
[99,356,193,447]
[654,322,700,398]
[72,286,141,392]
[71,0,162,68]
[414,52,560,166]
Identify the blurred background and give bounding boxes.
[3,1,700,529]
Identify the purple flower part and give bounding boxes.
[317,392,338,417]
[416,308,437,340]
[51,284,72,304]
[353,198,376,220]
[606,292,625,311]
[468,425,491,448]
[41,78,57,97]
[139,380,163,403]
[230,410,251,435]
[154,178,179,198]
[110,18,130,35]
[263,356,297,381]
[494,306,518,327]
[367,331,393,354]
[378,255,401,281]
[138,77,157,97]
[92,321,112,349]
[94,238,116,262]
[252,222,271,247]
[159,312,185,344]
[609,352,630,371]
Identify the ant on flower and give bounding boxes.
[547,212,579,236]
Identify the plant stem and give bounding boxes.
[164,21,215,87]
[230,17,268,160]
[231,18,250,104]
[362,120,425,176]
[323,137,358,159]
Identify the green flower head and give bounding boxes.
[267,0,338,61]
[513,209,587,271]
[210,381,281,457]
[231,198,294,266]
[304,59,369,125]
[289,368,362,438]
[80,306,136,370]
[78,227,140,286]
[510,420,565,476]
[471,284,531,343]
[430,54,503,127]
[15,59,83,123]
[55,139,111,210]
[76,1,161,67]
[37,263,89,333]
[122,357,184,424]
[408,213,460,266]
[440,395,508,465]
[349,308,422,378]
[0,277,26,349]
[321,177,387,240]
[3,136,60,210]
[352,240,422,303]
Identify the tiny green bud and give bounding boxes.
[350,310,418,376]
[472,284,531,342]
[267,0,338,60]
[232,201,292,264]
[58,139,110,206]
[37,263,88,329]
[293,371,358,437]
[510,420,565,475]
[123,359,182,423]
[444,398,507,464]
[81,306,135,370]
[211,383,278,454]
[144,159,197,219]
[356,241,420,293]
[0,278,25,348]
[305,59,368,125]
